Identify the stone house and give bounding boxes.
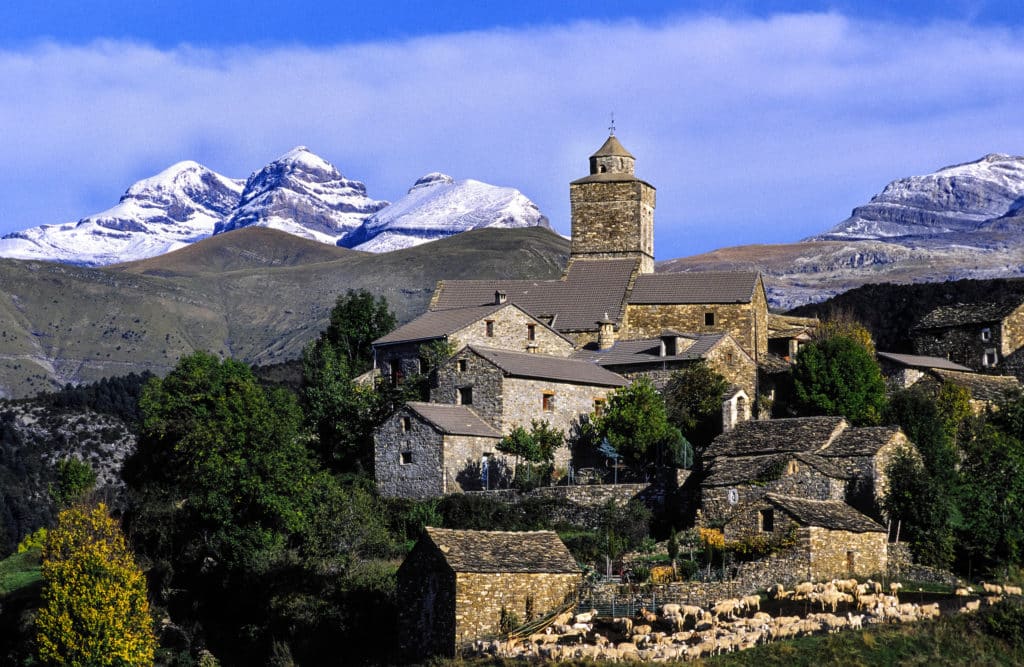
[724,493,887,580]
[876,351,974,390]
[372,301,574,385]
[911,298,1024,371]
[397,527,581,659]
[877,350,1021,411]
[431,345,628,462]
[374,402,503,499]
[701,416,911,523]
[571,330,757,399]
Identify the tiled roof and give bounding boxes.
[929,369,1021,403]
[876,351,972,372]
[765,494,886,533]
[591,135,634,159]
[822,426,902,458]
[424,527,580,573]
[703,452,848,487]
[912,300,1024,330]
[405,402,501,438]
[704,416,848,458]
[570,334,727,367]
[469,345,628,387]
[430,258,640,331]
[628,272,760,305]
[374,304,504,345]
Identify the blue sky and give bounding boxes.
[1,1,1023,258]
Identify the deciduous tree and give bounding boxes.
[792,335,887,425]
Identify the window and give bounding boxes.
[542,392,555,412]
[527,324,536,341]
[401,452,413,465]
[458,386,473,405]
[457,359,468,372]
[984,349,998,367]
[725,351,734,365]
[759,509,774,533]
[787,460,800,475]
[401,416,411,432]
[485,320,495,337]
[390,364,404,386]
[593,398,606,416]
[704,312,715,326]
[981,327,992,342]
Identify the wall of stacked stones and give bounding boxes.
[397,548,457,658]
[1002,306,1024,356]
[624,302,766,362]
[912,325,997,371]
[570,181,655,271]
[703,336,758,398]
[702,468,844,523]
[721,501,802,542]
[452,306,575,357]
[454,572,580,648]
[444,435,509,493]
[376,341,430,384]
[433,350,504,428]
[375,410,444,499]
[466,482,667,525]
[808,527,887,580]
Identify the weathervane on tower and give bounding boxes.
[608,112,616,136]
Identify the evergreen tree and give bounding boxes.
[598,378,688,469]
[792,335,887,425]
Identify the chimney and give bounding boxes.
[495,290,507,305]
[597,313,616,350]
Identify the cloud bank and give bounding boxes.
[1,13,1023,257]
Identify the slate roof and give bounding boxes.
[912,300,1024,330]
[876,351,972,372]
[424,527,580,574]
[703,452,849,487]
[591,135,634,158]
[628,272,761,305]
[468,345,628,387]
[374,304,504,345]
[927,369,1021,403]
[764,494,886,533]
[758,353,794,374]
[570,333,728,367]
[703,416,848,458]
[405,402,501,438]
[822,426,902,458]
[430,258,640,332]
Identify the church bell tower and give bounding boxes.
[569,133,656,274]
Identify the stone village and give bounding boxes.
[364,135,1024,659]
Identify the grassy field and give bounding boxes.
[0,548,41,596]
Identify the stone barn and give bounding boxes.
[374,402,503,499]
[397,527,581,659]
[725,493,888,580]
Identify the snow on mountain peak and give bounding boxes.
[410,172,455,191]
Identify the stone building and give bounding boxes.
[724,493,888,580]
[911,298,1024,371]
[374,402,502,499]
[373,300,574,385]
[701,416,911,523]
[877,350,1021,411]
[397,527,581,659]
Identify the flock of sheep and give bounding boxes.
[471,578,1022,662]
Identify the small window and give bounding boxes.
[704,312,715,326]
[759,509,774,533]
[787,460,800,475]
[401,416,411,432]
[527,324,536,341]
[984,349,998,367]
[725,351,734,365]
[390,364,404,386]
[457,359,468,372]
[458,386,473,405]
[981,327,992,342]
[401,452,413,465]
[593,398,606,416]
[542,392,555,412]
[485,320,495,337]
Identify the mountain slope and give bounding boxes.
[0,162,244,266]
[338,172,551,252]
[0,226,569,399]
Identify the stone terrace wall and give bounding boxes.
[808,527,887,580]
[454,572,580,648]
[466,482,668,526]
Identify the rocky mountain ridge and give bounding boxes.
[0,148,549,266]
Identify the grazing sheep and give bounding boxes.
[983,582,1003,595]
[713,599,740,619]
[889,582,903,595]
[741,594,761,611]
[955,587,973,597]
[639,608,658,624]
[680,604,703,622]
[661,603,682,619]
[1004,585,1022,596]
[847,612,864,630]
[985,595,1003,606]
[962,599,981,613]
[794,581,815,599]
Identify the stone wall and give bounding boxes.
[466,481,669,526]
[1003,305,1024,357]
[703,335,758,399]
[397,542,457,658]
[433,349,505,429]
[702,467,845,524]
[807,527,887,580]
[454,572,581,648]
[451,305,575,357]
[444,435,508,493]
[375,408,445,499]
[570,180,655,274]
[912,324,1002,371]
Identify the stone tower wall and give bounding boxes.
[570,180,655,274]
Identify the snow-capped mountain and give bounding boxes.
[214,146,389,245]
[339,172,551,252]
[0,162,244,266]
[810,153,1024,241]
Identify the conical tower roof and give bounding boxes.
[590,135,634,159]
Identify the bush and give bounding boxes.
[982,597,1024,648]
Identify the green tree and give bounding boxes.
[36,503,155,667]
[663,361,730,454]
[598,378,688,469]
[791,335,887,425]
[497,420,564,486]
[308,289,396,377]
[50,457,97,509]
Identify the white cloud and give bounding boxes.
[1,14,1023,257]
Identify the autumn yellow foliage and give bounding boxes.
[698,527,725,550]
[35,503,155,667]
[650,565,675,583]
